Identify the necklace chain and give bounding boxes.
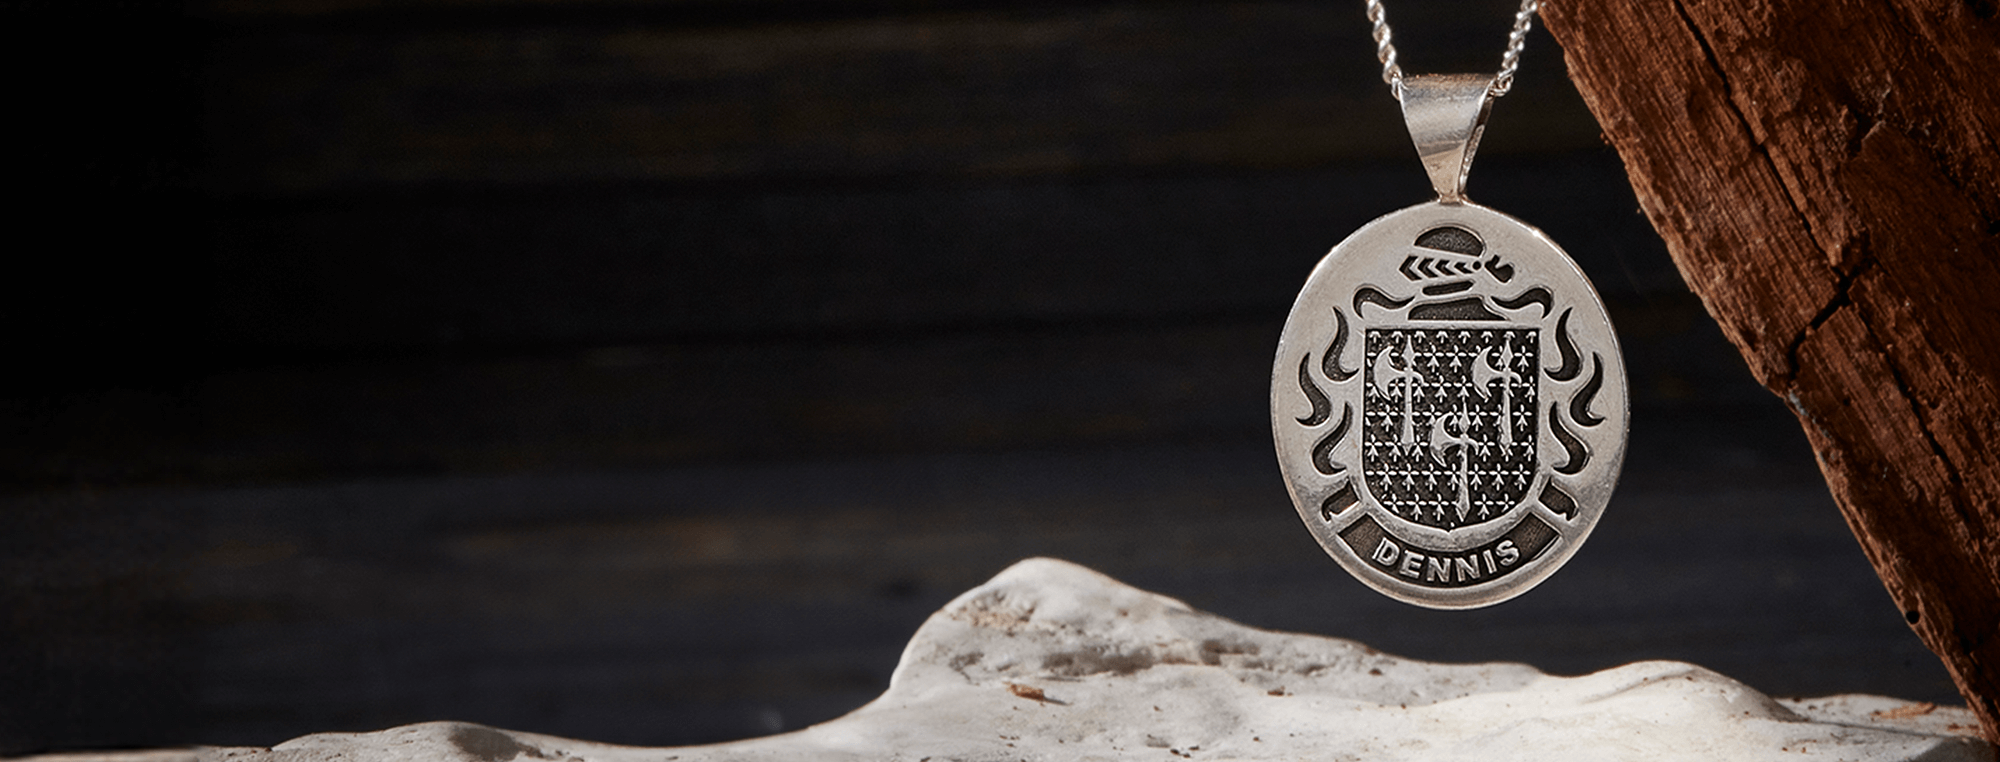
[1365,0,1542,101]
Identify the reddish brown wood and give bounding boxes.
[1541,0,2000,741]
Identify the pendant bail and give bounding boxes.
[1399,74,1496,204]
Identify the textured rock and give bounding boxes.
[204,558,1992,762]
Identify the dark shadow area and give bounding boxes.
[0,0,1951,754]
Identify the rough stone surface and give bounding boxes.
[200,558,1992,762]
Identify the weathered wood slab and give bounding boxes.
[1540,0,2000,741]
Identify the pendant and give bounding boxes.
[1271,74,1628,609]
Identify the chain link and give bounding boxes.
[1365,0,1541,101]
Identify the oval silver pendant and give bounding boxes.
[1271,200,1628,609]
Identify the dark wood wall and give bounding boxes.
[0,0,1950,755]
[5,0,1684,485]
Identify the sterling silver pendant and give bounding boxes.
[1272,75,1627,609]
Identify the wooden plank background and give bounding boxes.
[0,0,1960,754]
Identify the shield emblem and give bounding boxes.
[1362,325,1538,530]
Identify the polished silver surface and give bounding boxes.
[1399,75,1494,203]
[1271,201,1628,609]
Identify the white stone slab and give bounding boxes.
[202,557,1993,762]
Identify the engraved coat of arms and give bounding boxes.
[1272,204,1626,609]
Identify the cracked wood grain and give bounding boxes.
[1541,0,2000,742]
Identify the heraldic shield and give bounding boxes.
[1363,325,1537,530]
[1271,201,1628,610]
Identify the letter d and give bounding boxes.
[1372,538,1400,566]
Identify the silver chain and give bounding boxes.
[1365,0,1541,101]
